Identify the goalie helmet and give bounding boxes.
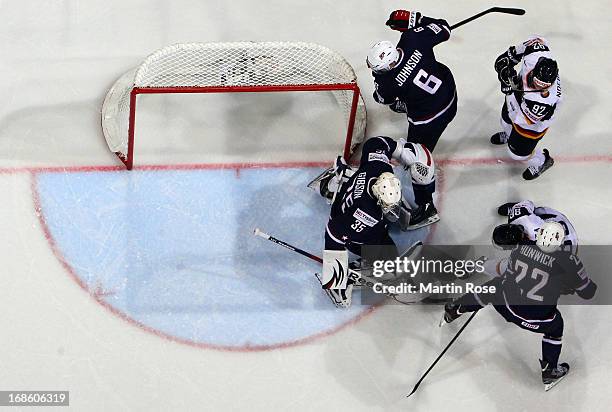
[367,41,401,73]
[492,224,524,249]
[371,172,402,216]
[529,57,558,89]
[536,221,564,253]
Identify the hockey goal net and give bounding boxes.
[101,42,367,169]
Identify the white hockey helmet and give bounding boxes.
[372,172,402,215]
[536,221,564,252]
[367,41,401,73]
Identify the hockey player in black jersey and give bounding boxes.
[491,36,561,180]
[444,222,597,391]
[367,10,457,152]
[308,136,436,307]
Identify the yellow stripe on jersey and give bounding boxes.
[513,122,547,139]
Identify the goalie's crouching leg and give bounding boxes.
[307,156,353,202]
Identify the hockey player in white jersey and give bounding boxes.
[491,36,562,180]
[486,200,579,278]
[494,200,578,253]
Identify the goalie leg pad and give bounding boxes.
[316,249,353,308]
[320,249,349,289]
[307,156,353,203]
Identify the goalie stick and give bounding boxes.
[252,228,423,304]
[450,7,525,30]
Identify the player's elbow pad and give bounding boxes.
[438,19,451,36]
[576,280,597,300]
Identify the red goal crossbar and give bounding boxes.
[118,83,361,170]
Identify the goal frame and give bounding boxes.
[117,83,361,170]
[103,42,366,170]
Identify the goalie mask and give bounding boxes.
[372,172,402,219]
[536,221,564,253]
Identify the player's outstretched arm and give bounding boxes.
[411,16,451,46]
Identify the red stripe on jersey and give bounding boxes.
[513,123,548,139]
[422,144,432,166]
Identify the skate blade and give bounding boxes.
[401,240,423,260]
[524,159,555,181]
[543,373,568,392]
[406,214,440,231]
[307,167,333,190]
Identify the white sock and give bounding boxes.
[527,149,545,169]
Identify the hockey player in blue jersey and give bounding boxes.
[308,136,436,307]
[367,10,458,152]
[444,222,597,391]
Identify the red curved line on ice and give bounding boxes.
[31,152,607,351]
[29,165,389,352]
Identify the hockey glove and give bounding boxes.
[499,66,519,95]
[494,54,510,75]
[386,10,422,31]
[494,47,521,73]
[389,100,407,113]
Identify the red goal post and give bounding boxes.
[101,42,367,170]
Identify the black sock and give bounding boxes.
[542,336,562,367]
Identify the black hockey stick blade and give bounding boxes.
[406,311,478,398]
[450,7,526,30]
[492,7,525,15]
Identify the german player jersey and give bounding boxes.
[508,200,578,253]
[505,36,562,137]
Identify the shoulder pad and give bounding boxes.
[508,201,534,221]
[523,37,550,55]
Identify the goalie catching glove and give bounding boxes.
[386,10,422,32]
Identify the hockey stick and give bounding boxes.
[253,227,323,264]
[451,8,552,95]
[252,228,423,303]
[450,7,525,30]
[406,311,478,398]
[253,227,374,285]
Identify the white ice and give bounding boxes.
[1,1,611,411]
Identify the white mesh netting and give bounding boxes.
[101,42,366,161]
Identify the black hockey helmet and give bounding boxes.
[492,224,524,249]
[529,57,558,89]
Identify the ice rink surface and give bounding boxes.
[1,1,611,411]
